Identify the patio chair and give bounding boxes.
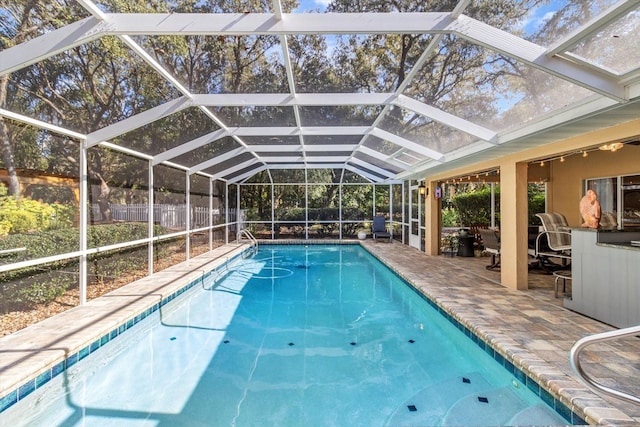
[534,213,571,271]
[372,215,392,242]
[479,229,500,270]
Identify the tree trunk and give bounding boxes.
[95,173,112,222]
[0,0,41,199]
[0,75,21,198]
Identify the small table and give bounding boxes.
[553,270,572,298]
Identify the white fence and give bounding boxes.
[91,204,228,229]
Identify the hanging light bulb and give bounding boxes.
[560,156,565,162]
[582,151,588,158]
[598,142,624,152]
[540,160,545,167]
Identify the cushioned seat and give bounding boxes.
[534,213,571,271]
[479,229,500,270]
[372,215,391,242]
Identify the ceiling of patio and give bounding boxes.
[1,0,639,183]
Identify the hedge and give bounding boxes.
[0,223,174,313]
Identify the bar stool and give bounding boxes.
[553,270,572,298]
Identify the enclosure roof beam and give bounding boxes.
[344,164,383,183]
[0,108,86,141]
[86,97,192,146]
[226,126,371,136]
[153,129,229,165]
[212,158,259,179]
[189,147,247,174]
[545,0,639,56]
[356,146,407,171]
[348,157,395,178]
[244,144,358,153]
[227,165,267,183]
[0,17,106,76]
[246,145,303,153]
[393,95,497,143]
[301,156,350,162]
[258,156,305,162]
[105,12,454,36]
[370,128,444,161]
[191,93,396,106]
[450,15,626,100]
[304,144,359,152]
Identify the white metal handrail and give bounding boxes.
[570,325,640,405]
[238,229,258,251]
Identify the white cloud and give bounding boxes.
[516,5,558,35]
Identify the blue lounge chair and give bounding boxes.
[372,215,391,241]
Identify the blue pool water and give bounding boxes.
[2,245,571,426]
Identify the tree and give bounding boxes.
[0,0,82,196]
[328,0,549,151]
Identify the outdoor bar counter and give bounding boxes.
[565,228,640,328]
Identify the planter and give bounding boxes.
[357,231,367,240]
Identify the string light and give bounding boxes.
[444,143,621,185]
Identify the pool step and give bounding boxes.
[385,372,493,426]
[507,403,567,426]
[442,385,527,425]
[385,372,566,426]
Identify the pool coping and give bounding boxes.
[0,240,634,425]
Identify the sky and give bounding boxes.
[294,0,330,12]
[520,2,560,36]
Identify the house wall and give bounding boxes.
[548,144,640,227]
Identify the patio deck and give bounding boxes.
[0,240,638,425]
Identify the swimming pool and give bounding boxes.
[1,244,574,426]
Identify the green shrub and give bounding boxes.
[454,187,499,227]
[528,185,546,225]
[0,222,170,312]
[13,272,71,305]
[0,209,37,234]
[0,196,60,235]
[0,220,10,236]
[49,203,75,229]
[442,207,459,227]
